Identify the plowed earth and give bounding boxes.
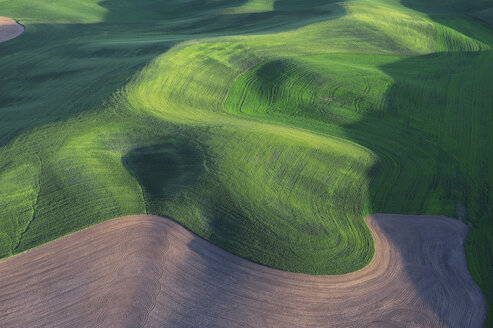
[0,17,24,43]
[0,214,486,327]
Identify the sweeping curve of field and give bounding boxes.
[1,0,493,324]
[0,214,486,327]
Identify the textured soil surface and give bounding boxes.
[0,17,24,43]
[0,214,486,327]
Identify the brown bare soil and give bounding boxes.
[0,214,486,327]
[0,17,24,43]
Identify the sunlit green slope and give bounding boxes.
[1,0,493,324]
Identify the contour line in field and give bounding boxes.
[0,214,486,327]
[0,17,24,43]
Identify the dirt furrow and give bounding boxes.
[0,214,486,327]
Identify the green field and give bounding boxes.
[1,0,493,324]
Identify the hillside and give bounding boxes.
[0,0,492,325]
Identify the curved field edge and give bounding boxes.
[0,0,492,323]
[0,214,486,327]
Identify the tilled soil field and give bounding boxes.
[0,17,24,43]
[0,214,486,327]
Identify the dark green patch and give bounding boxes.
[123,141,205,210]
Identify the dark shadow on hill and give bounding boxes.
[122,139,205,210]
[99,0,342,34]
[0,23,172,146]
[357,1,493,323]
[340,20,493,327]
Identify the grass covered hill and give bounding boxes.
[1,0,493,324]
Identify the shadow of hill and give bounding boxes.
[99,0,340,33]
[341,15,493,325]
[122,139,205,210]
[0,22,172,146]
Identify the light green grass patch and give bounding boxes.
[222,0,276,14]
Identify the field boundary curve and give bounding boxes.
[0,213,486,327]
